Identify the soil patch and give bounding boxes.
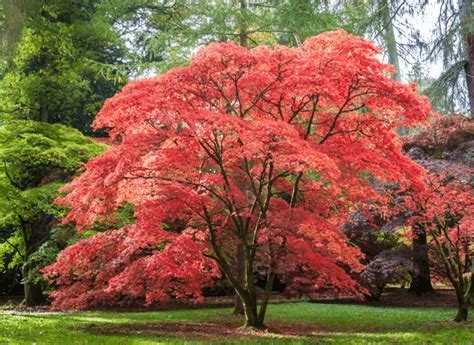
[79,321,320,340]
[375,288,458,308]
[309,288,459,308]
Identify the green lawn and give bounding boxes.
[0,303,472,344]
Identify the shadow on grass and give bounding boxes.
[3,303,473,344]
[76,317,473,344]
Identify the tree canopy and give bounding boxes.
[44,30,432,327]
[0,120,105,305]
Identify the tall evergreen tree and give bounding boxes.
[423,0,474,118]
[0,0,128,133]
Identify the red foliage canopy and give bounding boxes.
[402,114,473,239]
[44,30,432,310]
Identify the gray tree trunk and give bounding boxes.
[460,0,474,120]
[378,0,401,81]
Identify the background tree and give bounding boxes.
[420,1,474,118]
[383,114,474,295]
[0,0,127,305]
[0,0,129,133]
[0,120,104,305]
[343,209,415,300]
[97,0,371,76]
[0,1,41,59]
[400,176,473,321]
[376,0,401,81]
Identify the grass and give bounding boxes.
[0,302,472,344]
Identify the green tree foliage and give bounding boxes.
[100,0,366,75]
[423,1,474,118]
[0,120,105,305]
[0,0,128,133]
[0,1,135,302]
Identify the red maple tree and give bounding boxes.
[397,174,473,321]
[44,30,432,328]
[401,115,473,321]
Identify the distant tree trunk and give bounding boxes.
[1,0,41,54]
[238,0,248,48]
[409,226,434,294]
[460,0,474,120]
[39,102,49,123]
[378,0,401,81]
[463,36,474,119]
[22,263,44,307]
[378,0,409,135]
[19,219,46,307]
[469,251,474,300]
[1,0,22,51]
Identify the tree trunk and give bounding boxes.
[19,219,48,307]
[464,35,474,119]
[1,0,23,52]
[239,0,248,49]
[378,0,401,81]
[459,0,474,120]
[454,304,469,322]
[241,294,265,329]
[233,243,245,315]
[378,0,410,135]
[257,271,275,325]
[23,281,44,307]
[240,241,267,329]
[409,227,434,294]
[234,295,245,315]
[21,263,44,307]
[454,285,469,322]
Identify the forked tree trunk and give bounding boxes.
[242,295,261,328]
[240,267,275,328]
[454,254,472,322]
[430,222,472,322]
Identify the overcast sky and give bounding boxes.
[393,1,444,82]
